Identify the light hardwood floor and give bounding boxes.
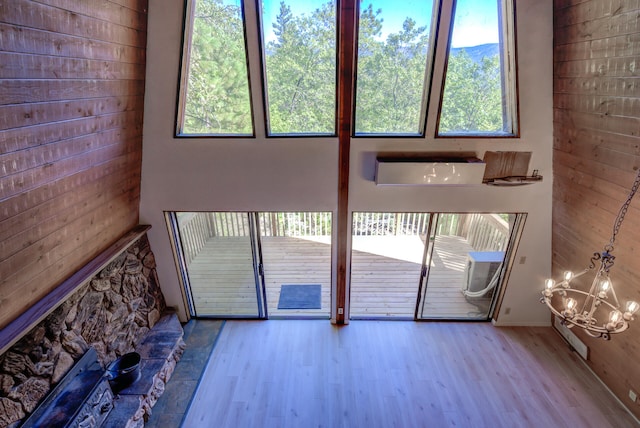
[183,321,638,428]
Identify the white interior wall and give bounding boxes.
[140,0,553,325]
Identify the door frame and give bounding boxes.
[167,211,268,319]
[415,212,527,321]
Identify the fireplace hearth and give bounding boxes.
[15,312,185,428]
[0,230,182,428]
[21,348,113,428]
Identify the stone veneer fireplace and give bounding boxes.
[0,228,183,427]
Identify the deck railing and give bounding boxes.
[461,213,510,251]
[260,212,331,237]
[176,212,216,265]
[352,212,430,236]
[176,212,510,264]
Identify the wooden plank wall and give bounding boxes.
[0,0,147,329]
[554,0,640,418]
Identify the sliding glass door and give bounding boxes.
[168,212,331,319]
[171,212,266,317]
[258,212,332,318]
[169,211,522,320]
[350,212,524,320]
[350,213,431,318]
[416,214,519,320]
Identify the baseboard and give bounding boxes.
[577,350,640,425]
[491,319,551,327]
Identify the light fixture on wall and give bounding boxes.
[540,169,640,340]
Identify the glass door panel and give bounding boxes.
[417,213,514,320]
[350,212,430,318]
[175,212,265,317]
[258,212,332,318]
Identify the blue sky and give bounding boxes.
[259,0,499,48]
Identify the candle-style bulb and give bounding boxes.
[610,310,622,324]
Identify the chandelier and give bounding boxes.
[540,169,640,340]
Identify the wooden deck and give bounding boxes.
[186,235,493,319]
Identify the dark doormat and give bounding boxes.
[277,284,321,309]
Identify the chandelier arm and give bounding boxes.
[585,297,599,321]
[580,263,606,314]
[572,268,591,280]
[546,288,619,308]
[607,277,622,308]
[589,252,601,269]
[607,167,640,251]
[541,289,630,337]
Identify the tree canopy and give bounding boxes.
[181,0,507,136]
[182,0,253,134]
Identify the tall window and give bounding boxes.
[177,0,253,136]
[176,0,518,138]
[354,1,436,135]
[438,0,517,136]
[261,1,337,135]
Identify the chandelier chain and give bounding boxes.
[607,168,640,252]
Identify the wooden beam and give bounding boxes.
[335,0,357,324]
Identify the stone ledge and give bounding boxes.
[0,232,166,428]
[103,313,185,428]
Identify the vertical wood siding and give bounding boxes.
[0,1,147,329]
[554,0,640,417]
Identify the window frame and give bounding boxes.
[433,0,519,139]
[175,0,257,138]
[258,0,340,137]
[351,0,441,138]
[174,0,519,140]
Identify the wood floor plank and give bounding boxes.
[183,321,639,428]
[185,235,490,319]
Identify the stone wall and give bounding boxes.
[0,234,166,428]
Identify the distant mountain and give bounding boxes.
[450,43,499,64]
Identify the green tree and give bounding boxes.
[182,0,252,134]
[439,50,503,134]
[180,0,505,137]
[272,1,292,47]
[265,1,337,134]
[355,15,430,134]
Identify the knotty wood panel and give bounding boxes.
[0,52,146,80]
[1,79,144,105]
[1,110,143,153]
[30,0,148,32]
[0,0,147,330]
[553,0,640,419]
[0,157,137,241]
[0,23,146,63]
[0,95,144,130]
[0,1,147,48]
